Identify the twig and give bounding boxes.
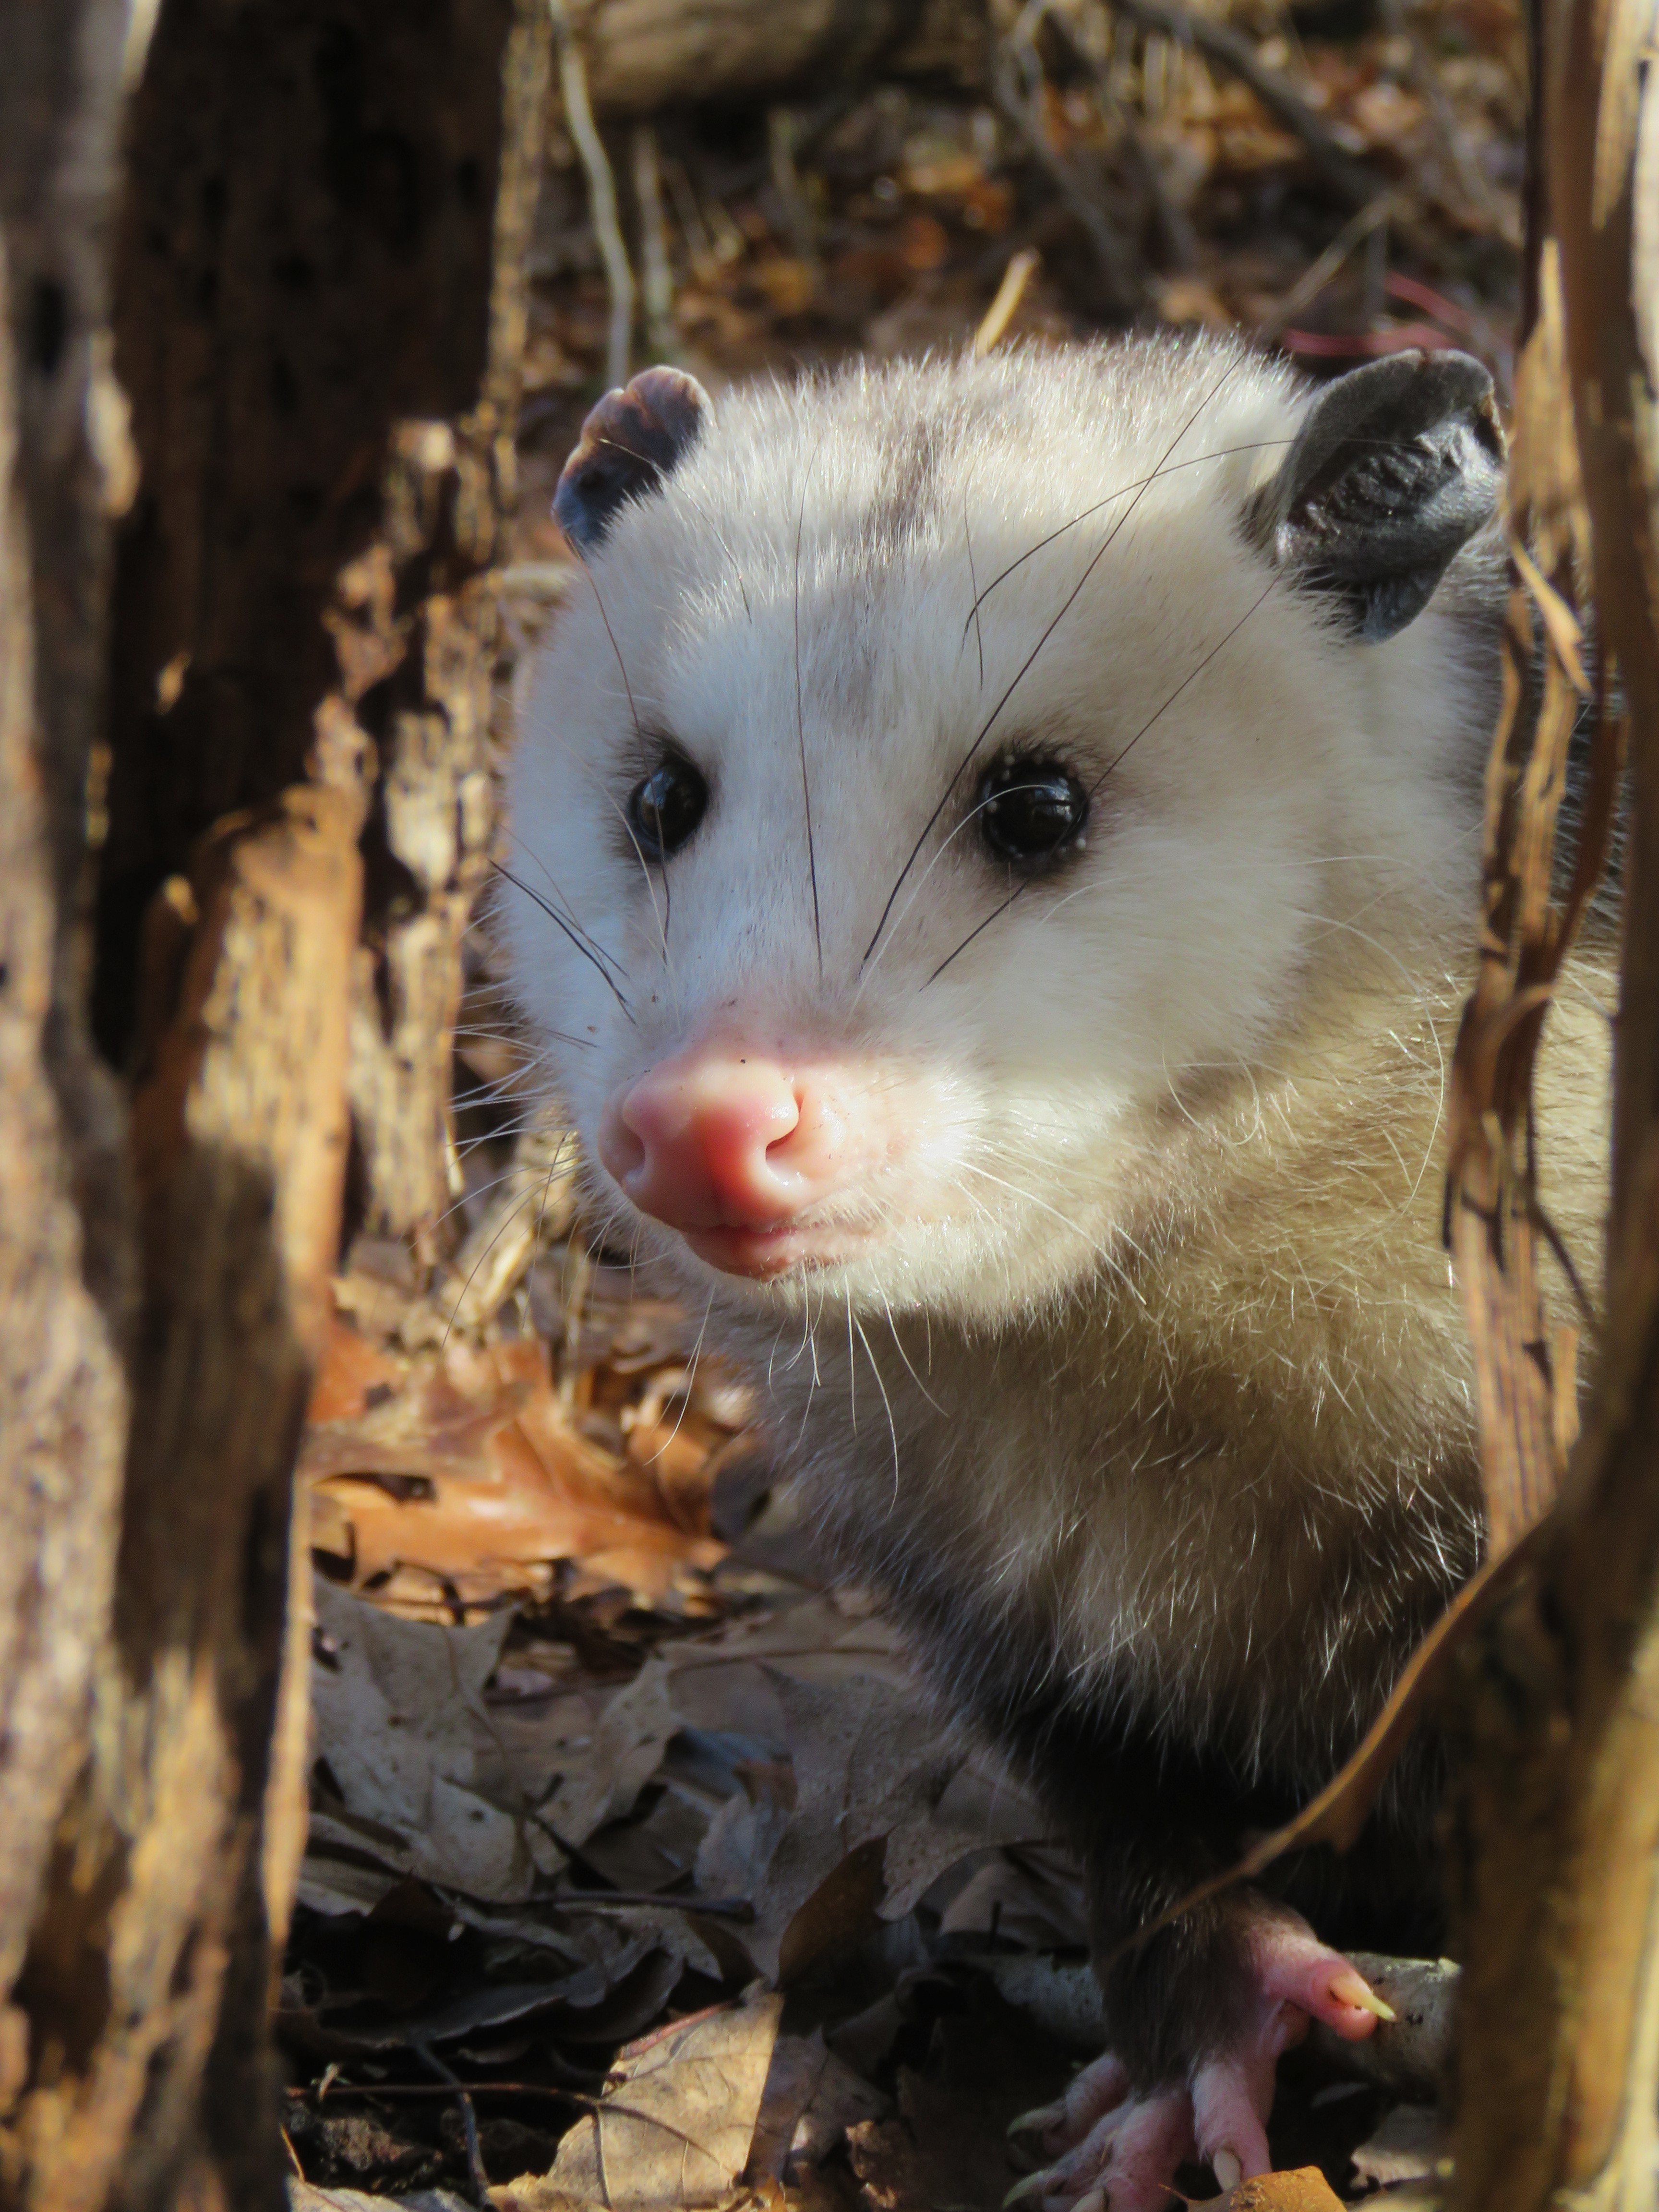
[414,2043,490,2209]
[1379,0,1520,244]
[1255,192,1395,342]
[767,107,816,259]
[1039,8,1198,270]
[993,43,1137,310]
[974,247,1042,355]
[1106,0,1382,209]
[632,123,676,360]
[553,5,634,387]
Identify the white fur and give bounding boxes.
[505,334,1610,1784]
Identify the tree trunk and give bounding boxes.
[0,0,137,2179]
[0,1,550,2204]
[100,0,550,1254]
[1446,0,1659,2197]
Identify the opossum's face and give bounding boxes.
[507,343,1500,1322]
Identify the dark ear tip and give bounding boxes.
[553,366,714,552]
[1332,346,1502,445]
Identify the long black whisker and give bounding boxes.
[795,473,824,977]
[495,825,631,983]
[491,860,636,1024]
[958,438,1294,642]
[574,547,652,785]
[1087,577,1279,797]
[865,362,1241,970]
[924,878,1029,986]
[926,579,1279,987]
[601,783,673,973]
[963,491,985,692]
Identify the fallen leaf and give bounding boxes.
[751,2031,891,2179]
[500,1990,783,2210]
[1225,2170,1348,2212]
[304,1334,727,1608]
[311,1582,551,1901]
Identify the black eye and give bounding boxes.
[627,754,708,861]
[976,757,1089,866]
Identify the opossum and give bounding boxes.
[504,335,1611,2211]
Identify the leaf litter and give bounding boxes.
[286,0,1510,2189]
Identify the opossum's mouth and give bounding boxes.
[681,1222,873,1280]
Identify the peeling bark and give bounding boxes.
[1,0,552,2202]
[0,0,134,2150]
[1446,0,1659,2202]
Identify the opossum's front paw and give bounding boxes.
[1005,1933,1392,2212]
[1006,2063,1192,2212]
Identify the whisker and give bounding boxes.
[959,438,1294,639]
[795,469,824,977]
[493,826,632,981]
[574,548,648,769]
[491,860,637,1025]
[879,1289,944,1415]
[865,361,1242,970]
[851,1308,902,1510]
[924,878,1028,986]
[963,491,985,693]
[600,782,674,981]
[1087,577,1279,798]
[642,1288,715,1467]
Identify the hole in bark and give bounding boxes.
[272,352,300,417]
[29,280,68,375]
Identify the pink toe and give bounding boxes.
[1251,1920,1386,2044]
[1058,2054,1131,2145]
[1037,2085,1193,2212]
[1190,2055,1273,2185]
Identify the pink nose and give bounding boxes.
[598,1046,849,1234]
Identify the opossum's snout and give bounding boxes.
[597,1040,888,1279]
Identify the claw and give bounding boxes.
[1009,2103,1065,2142]
[1212,2150,1244,2194]
[1329,1969,1396,2022]
[1004,2171,1050,2209]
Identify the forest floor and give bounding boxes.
[282,5,1514,2203]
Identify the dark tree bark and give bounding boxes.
[0,2,550,2205]
[0,0,136,2175]
[100,0,550,1252]
[1443,0,1659,2198]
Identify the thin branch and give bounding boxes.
[553,8,634,387]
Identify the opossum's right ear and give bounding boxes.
[1247,349,1504,642]
[554,367,713,552]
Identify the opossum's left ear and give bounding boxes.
[554,367,713,552]
[1247,348,1504,642]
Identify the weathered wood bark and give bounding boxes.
[1,1,551,2204]
[0,0,135,2171]
[1445,0,1659,2197]
[572,0,988,117]
[101,0,550,1253]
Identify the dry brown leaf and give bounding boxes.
[498,1991,783,2211]
[751,2032,890,2180]
[1222,2170,1348,2212]
[304,1329,725,1604]
[310,1580,553,1901]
